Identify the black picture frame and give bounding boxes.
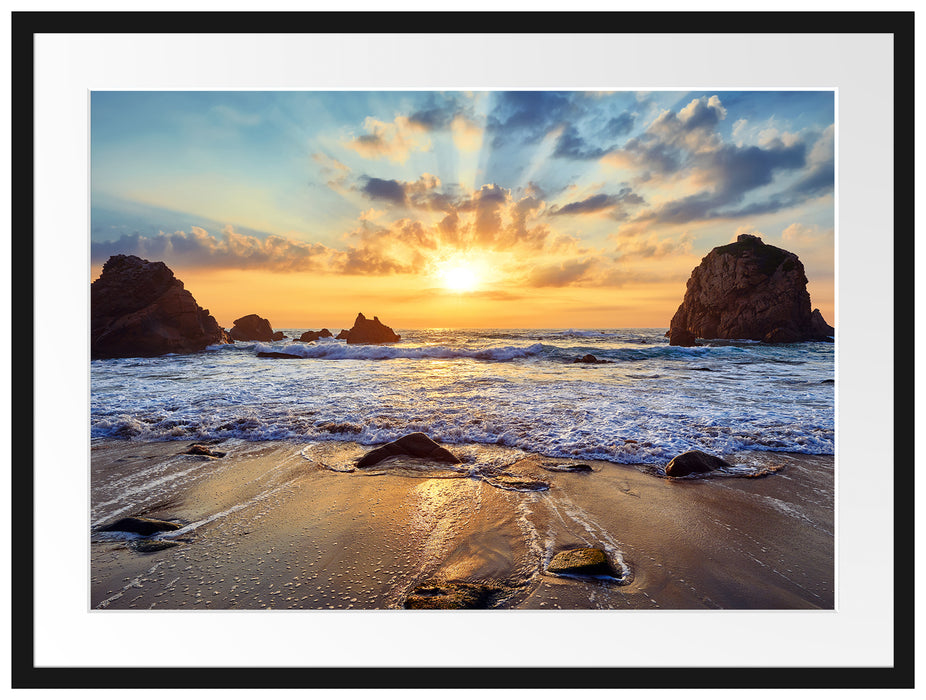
[10,10,914,690]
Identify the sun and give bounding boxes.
[436,257,481,293]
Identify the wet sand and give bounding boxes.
[90,438,834,610]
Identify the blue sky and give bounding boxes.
[90,90,834,328]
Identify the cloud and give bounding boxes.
[312,152,351,189]
[781,222,834,245]
[525,258,599,287]
[344,115,430,163]
[91,226,335,272]
[553,125,613,160]
[606,111,636,136]
[361,177,409,206]
[614,231,694,260]
[484,92,575,148]
[407,93,477,131]
[358,173,452,211]
[603,94,832,230]
[549,188,644,217]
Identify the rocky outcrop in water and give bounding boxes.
[298,329,333,342]
[668,234,834,346]
[573,354,612,364]
[342,312,401,344]
[664,450,731,477]
[91,255,231,359]
[229,314,276,341]
[356,432,461,468]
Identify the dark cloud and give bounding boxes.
[484,92,574,148]
[606,111,635,136]
[608,95,831,228]
[407,93,474,131]
[552,125,612,161]
[358,174,458,211]
[549,188,644,217]
[361,177,408,206]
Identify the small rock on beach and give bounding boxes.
[98,517,182,536]
[356,432,461,468]
[665,450,732,477]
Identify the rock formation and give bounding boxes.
[297,329,333,342]
[546,547,617,577]
[97,517,182,536]
[356,432,460,468]
[229,314,276,341]
[91,254,231,359]
[667,234,834,346]
[573,354,612,364]
[664,450,731,477]
[341,312,401,344]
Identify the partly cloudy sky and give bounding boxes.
[91,90,834,329]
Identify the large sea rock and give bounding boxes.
[668,234,834,346]
[229,314,276,341]
[342,312,401,344]
[91,255,231,359]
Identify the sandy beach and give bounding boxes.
[90,437,834,611]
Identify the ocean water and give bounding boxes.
[90,328,835,465]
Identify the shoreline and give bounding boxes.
[90,438,834,611]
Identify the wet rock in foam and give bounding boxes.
[546,547,616,577]
[664,450,731,477]
[356,432,461,468]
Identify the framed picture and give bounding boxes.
[12,8,912,691]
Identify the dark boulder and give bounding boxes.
[573,354,612,364]
[229,314,275,341]
[257,351,302,359]
[91,254,231,359]
[342,312,401,344]
[668,234,834,343]
[271,331,286,341]
[98,517,182,536]
[298,328,333,342]
[335,329,350,340]
[356,432,461,468]
[665,450,731,477]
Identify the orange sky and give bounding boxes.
[91,90,835,330]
